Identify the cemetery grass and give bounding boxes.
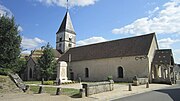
[29,86,79,96]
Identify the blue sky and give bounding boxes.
[0,0,180,63]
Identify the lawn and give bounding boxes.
[29,86,79,96]
[25,81,79,96]
[24,81,41,84]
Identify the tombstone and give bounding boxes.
[56,61,68,83]
[9,73,28,92]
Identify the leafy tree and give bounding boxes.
[13,58,27,75]
[0,16,22,75]
[37,43,57,80]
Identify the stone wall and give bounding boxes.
[133,77,148,86]
[82,80,114,96]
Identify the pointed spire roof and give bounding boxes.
[57,11,75,34]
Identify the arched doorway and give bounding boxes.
[118,67,123,78]
[29,68,33,79]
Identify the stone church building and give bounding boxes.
[56,10,175,82]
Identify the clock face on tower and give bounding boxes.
[69,35,72,38]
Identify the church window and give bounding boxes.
[118,67,123,78]
[29,68,33,79]
[60,38,62,42]
[59,43,61,47]
[85,68,89,78]
[69,38,72,42]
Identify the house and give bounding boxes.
[24,49,61,80]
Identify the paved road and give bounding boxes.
[113,81,180,101]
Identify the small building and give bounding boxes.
[24,49,61,80]
[174,64,180,80]
[151,49,175,84]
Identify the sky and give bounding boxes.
[0,0,180,63]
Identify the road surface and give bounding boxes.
[113,81,180,101]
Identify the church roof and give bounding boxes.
[56,11,75,34]
[59,33,156,62]
[152,49,174,65]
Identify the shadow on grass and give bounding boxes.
[71,93,81,98]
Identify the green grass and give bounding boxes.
[24,80,54,85]
[0,75,7,82]
[24,81,41,84]
[29,86,79,96]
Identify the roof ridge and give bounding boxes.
[73,32,155,49]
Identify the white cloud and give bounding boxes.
[112,0,180,35]
[21,36,46,50]
[158,38,180,49]
[173,49,180,63]
[21,50,31,54]
[148,7,159,15]
[18,26,23,32]
[36,0,98,8]
[77,36,107,46]
[0,4,13,17]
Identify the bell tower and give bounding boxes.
[56,1,76,54]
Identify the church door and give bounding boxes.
[29,68,33,79]
[118,67,123,78]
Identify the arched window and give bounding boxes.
[29,68,33,78]
[118,67,123,78]
[85,68,89,78]
[69,38,72,42]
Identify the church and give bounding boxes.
[56,10,175,83]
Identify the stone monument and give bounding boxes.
[56,61,68,83]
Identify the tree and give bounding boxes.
[0,16,22,75]
[36,43,57,80]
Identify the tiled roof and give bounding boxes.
[59,33,155,62]
[30,49,61,58]
[29,49,61,63]
[56,11,75,34]
[152,49,174,65]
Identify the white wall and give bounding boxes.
[147,36,159,81]
[69,55,149,82]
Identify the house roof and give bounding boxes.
[59,33,156,62]
[152,49,174,65]
[52,49,61,58]
[30,49,61,58]
[28,49,61,64]
[56,11,75,34]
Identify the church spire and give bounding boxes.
[56,11,75,34]
[56,1,76,54]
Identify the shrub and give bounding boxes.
[107,76,113,81]
[43,81,53,85]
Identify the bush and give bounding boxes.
[107,76,113,81]
[43,81,53,85]
[0,68,12,76]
